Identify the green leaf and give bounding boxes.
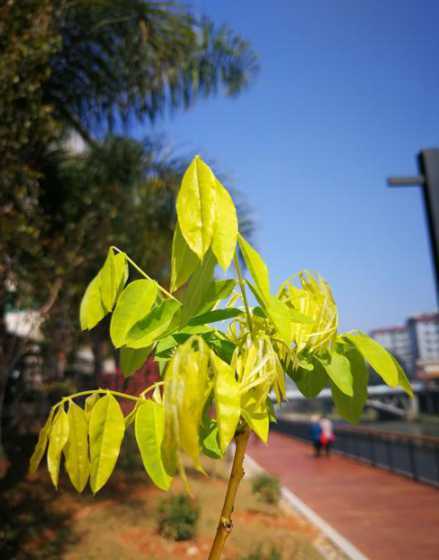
[120,347,151,377]
[390,353,414,398]
[330,347,369,424]
[170,221,200,292]
[211,351,240,452]
[319,351,353,397]
[100,249,128,311]
[344,331,409,391]
[135,400,172,491]
[125,299,181,349]
[200,418,223,459]
[295,359,328,398]
[110,279,158,348]
[238,233,270,301]
[47,408,70,489]
[176,155,217,259]
[89,393,125,493]
[64,402,90,492]
[197,279,236,316]
[188,307,243,327]
[29,409,54,474]
[162,354,180,477]
[203,332,236,364]
[85,394,100,420]
[241,391,269,443]
[179,344,211,468]
[79,275,107,331]
[179,252,216,327]
[211,179,238,271]
[265,296,293,344]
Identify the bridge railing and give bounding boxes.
[274,418,439,487]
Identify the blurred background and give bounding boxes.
[2,1,439,559]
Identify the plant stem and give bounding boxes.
[52,388,144,411]
[111,245,179,302]
[233,253,254,338]
[208,427,251,560]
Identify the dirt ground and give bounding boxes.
[0,431,343,560]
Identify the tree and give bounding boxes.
[45,0,258,139]
[30,156,413,559]
[0,0,258,454]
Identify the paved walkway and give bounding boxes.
[247,431,439,560]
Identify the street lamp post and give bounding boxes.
[387,149,439,307]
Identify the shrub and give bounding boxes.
[157,493,199,541]
[251,473,281,505]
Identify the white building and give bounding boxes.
[407,313,439,379]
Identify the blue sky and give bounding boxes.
[142,0,439,332]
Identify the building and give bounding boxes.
[407,313,439,380]
[370,326,413,376]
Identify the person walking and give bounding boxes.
[310,415,322,457]
[319,415,335,457]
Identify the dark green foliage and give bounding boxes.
[157,493,200,541]
[251,473,281,505]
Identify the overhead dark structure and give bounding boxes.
[387,149,439,306]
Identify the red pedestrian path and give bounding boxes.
[247,431,439,560]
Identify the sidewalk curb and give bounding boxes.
[244,454,369,560]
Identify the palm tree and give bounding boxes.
[45,0,258,140]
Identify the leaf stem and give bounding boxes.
[140,381,164,398]
[52,387,151,411]
[208,427,251,560]
[233,253,254,338]
[111,245,179,302]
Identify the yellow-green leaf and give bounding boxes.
[265,295,293,344]
[390,353,414,398]
[64,401,90,492]
[330,348,369,424]
[120,347,151,377]
[162,354,179,477]
[344,331,408,391]
[29,409,54,474]
[135,400,172,491]
[320,351,353,397]
[100,249,128,311]
[211,351,240,452]
[241,391,269,443]
[178,345,210,469]
[179,252,216,327]
[211,179,238,271]
[79,275,107,331]
[176,155,217,259]
[170,222,200,292]
[126,299,181,349]
[110,279,158,348]
[47,408,69,488]
[85,394,100,420]
[89,393,125,493]
[238,234,270,301]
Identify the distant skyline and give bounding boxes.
[134,0,439,332]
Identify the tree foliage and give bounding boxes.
[30,155,413,494]
[0,0,257,442]
[29,156,413,558]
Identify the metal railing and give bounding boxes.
[274,418,439,487]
